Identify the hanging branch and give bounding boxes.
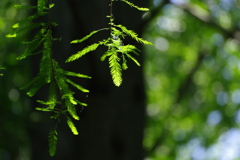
[7,0,90,156]
[66,0,152,87]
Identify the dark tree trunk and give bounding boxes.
[30,0,148,159]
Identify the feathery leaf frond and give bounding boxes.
[68,102,80,120]
[48,130,58,156]
[66,79,89,93]
[66,43,100,62]
[66,116,78,135]
[120,0,149,11]
[14,5,36,9]
[109,52,122,87]
[64,71,91,79]
[75,99,87,107]
[71,28,108,44]
[17,27,47,60]
[125,53,140,66]
[26,76,46,97]
[9,1,91,157]
[38,0,48,14]
[100,50,113,61]
[118,44,140,55]
[116,24,152,45]
[35,107,52,111]
[48,81,58,109]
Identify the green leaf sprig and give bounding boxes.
[66,0,152,86]
[7,0,90,156]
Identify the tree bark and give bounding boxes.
[30,0,148,159]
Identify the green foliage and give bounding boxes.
[70,28,108,44]
[7,0,151,157]
[66,0,152,86]
[119,0,149,11]
[7,1,89,157]
[66,43,101,62]
[109,52,122,86]
[48,130,58,156]
[115,25,152,45]
[66,116,79,135]
[37,0,48,14]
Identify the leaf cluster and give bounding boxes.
[66,1,152,86]
[7,0,90,156]
[7,0,151,157]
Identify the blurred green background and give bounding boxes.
[1,0,240,159]
[0,0,31,160]
[144,0,240,159]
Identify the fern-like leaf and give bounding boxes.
[14,5,37,9]
[100,50,112,61]
[66,79,89,93]
[62,93,80,120]
[66,116,78,135]
[109,52,122,86]
[48,130,58,156]
[71,28,107,44]
[48,81,58,109]
[118,44,140,55]
[120,0,149,11]
[16,22,47,35]
[38,0,48,14]
[75,99,87,107]
[17,28,47,60]
[64,71,91,79]
[35,107,52,111]
[122,56,128,70]
[125,53,140,66]
[41,29,53,83]
[66,43,100,62]
[26,76,46,97]
[116,25,152,45]
[36,100,60,106]
[68,104,79,120]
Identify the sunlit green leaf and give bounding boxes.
[66,116,78,135]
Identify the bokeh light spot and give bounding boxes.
[154,37,169,51]
[8,88,20,102]
[207,110,222,126]
[216,91,228,106]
